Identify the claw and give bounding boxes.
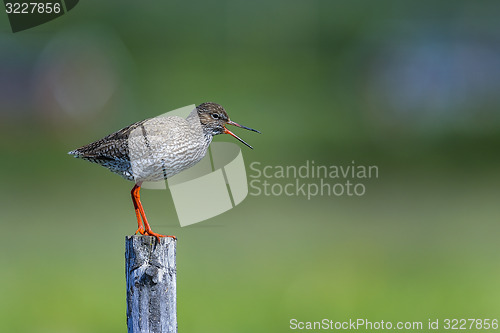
[143,230,176,242]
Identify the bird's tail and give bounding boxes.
[67,150,81,157]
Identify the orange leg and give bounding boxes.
[131,185,145,235]
[131,183,176,242]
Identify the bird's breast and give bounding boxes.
[127,116,211,182]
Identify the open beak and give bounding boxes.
[224,120,261,149]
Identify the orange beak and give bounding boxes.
[224,120,261,149]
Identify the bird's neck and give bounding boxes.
[186,108,199,123]
[202,131,214,147]
[187,108,214,147]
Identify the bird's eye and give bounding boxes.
[211,113,220,120]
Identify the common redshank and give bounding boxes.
[68,102,260,240]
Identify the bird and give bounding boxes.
[68,102,260,241]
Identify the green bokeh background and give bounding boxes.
[1,1,500,332]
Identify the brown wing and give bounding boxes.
[69,119,149,162]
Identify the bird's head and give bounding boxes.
[196,102,260,149]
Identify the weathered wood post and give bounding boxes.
[125,236,177,333]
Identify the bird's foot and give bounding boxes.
[144,230,177,242]
[135,227,145,235]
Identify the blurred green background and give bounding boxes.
[1,1,500,332]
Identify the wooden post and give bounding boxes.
[125,236,177,333]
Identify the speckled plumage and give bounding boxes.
[68,102,259,240]
[69,103,227,182]
[69,108,212,182]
